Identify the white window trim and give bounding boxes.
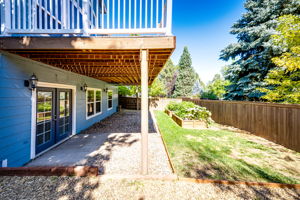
[107,89,113,110]
[86,88,102,120]
[31,82,77,160]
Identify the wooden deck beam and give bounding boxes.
[0,36,175,50]
[0,36,176,85]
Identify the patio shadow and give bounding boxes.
[26,110,152,175]
[80,110,156,134]
[84,133,139,174]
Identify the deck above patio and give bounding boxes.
[0,0,175,175]
[0,36,175,84]
[0,0,172,36]
[0,0,175,84]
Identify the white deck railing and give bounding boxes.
[0,0,172,36]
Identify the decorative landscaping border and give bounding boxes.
[97,175,300,189]
[164,109,173,117]
[151,110,176,174]
[178,177,300,189]
[157,126,176,174]
[0,166,98,177]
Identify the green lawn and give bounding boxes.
[154,111,300,184]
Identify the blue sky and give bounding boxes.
[171,0,245,84]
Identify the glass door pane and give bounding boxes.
[56,89,72,142]
[36,88,55,154]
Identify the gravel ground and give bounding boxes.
[28,110,172,175]
[87,132,173,175]
[80,109,156,134]
[0,176,299,200]
[82,110,172,175]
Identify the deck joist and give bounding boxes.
[0,36,176,85]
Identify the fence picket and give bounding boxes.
[183,98,300,152]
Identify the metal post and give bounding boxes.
[140,49,149,175]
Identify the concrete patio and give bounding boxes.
[26,110,173,176]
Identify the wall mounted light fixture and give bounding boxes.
[81,83,88,92]
[24,73,38,90]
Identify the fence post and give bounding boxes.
[165,0,172,35]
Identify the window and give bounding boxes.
[95,90,102,113]
[86,89,102,118]
[107,90,113,110]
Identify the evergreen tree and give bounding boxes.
[173,47,197,97]
[193,73,206,97]
[220,0,300,101]
[159,59,178,97]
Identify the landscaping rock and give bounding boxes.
[0,176,299,200]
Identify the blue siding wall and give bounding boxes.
[0,52,118,167]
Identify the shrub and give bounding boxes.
[166,101,214,125]
[200,91,218,100]
[167,101,182,111]
[172,102,195,119]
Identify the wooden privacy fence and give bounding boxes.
[119,97,300,152]
[119,97,141,110]
[183,98,300,152]
[119,97,182,110]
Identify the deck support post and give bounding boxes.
[140,49,149,175]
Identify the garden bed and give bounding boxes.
[164,109,173,117]
[171,111,207,129]
[165,101,213,129]
[165,109,208,129]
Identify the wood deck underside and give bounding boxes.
[0,37,176,85]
